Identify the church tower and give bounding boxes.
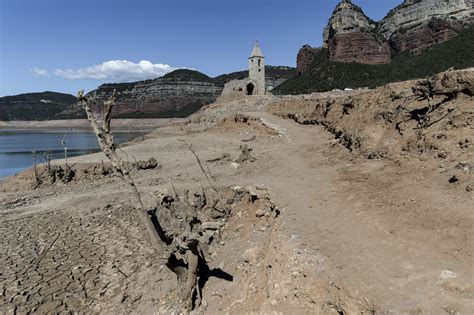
[248,41,265,95]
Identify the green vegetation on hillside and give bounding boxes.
[274,27,474,95]
[163,69,215,82]
[0,92,77,121]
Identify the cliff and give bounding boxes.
[297,46,321,76]
[379,0,473,39]
[322,0,391,65]
[276,26,474,94]
[297,0,473,73]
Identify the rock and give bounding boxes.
[466,184,473,192]
[255,209,266,217]
[242,247,259,265]
[448,175,459,183]
[291,234,301,240]
[439,270,457,279]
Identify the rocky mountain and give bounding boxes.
[298,0,473,72]
[276,26,474,94]
[0,92,77,121]
[322,0,391,65]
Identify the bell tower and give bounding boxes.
[248,41,265,95]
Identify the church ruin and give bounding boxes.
[219,42,266,101]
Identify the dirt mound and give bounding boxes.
[0,158,159,193]
[270,68,473,164]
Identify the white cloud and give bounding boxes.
[54,60,179,82]
[29,68,49,77]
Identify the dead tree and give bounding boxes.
[31,150,43,188]
[77,90,229,312]
[77,90,164,253]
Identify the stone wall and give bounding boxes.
[217,79,256,103]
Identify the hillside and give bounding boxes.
[0,92,77,121]
[2,67,295,121]
[53,69,222,120]
[275,27,474,95]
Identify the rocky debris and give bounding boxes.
[206,153,232,163]
[130,157,159,170]
[0,195,41,210]
[188,95,278,130]
[31,158,160,188]
[235,145,256,163]
[271,68,473,164]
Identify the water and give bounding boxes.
[0,128,142,179]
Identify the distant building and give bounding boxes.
[219,42,266,101]
[248,41,265,95]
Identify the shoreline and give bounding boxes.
[0,118,183,181]
[0,118,189,130]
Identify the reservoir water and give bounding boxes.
[0,129,142,179]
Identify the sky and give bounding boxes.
[0,0,401,96]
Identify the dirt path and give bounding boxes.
[236,112,473,314]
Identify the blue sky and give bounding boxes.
[0,0,401,96]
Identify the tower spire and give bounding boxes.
[250,41,264,58]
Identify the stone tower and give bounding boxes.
[248,41,265,95]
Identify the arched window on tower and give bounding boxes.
[258,59,261,67]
